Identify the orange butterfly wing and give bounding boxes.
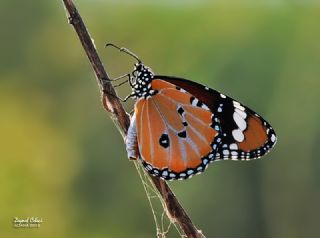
[134,79,221,180]
[158,76,277,160]
[125,62,276,180]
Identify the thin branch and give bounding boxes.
[61,1,204,237]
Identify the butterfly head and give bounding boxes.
[105,44,157,99]
[129,62,156,99]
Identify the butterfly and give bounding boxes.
[107,44,277,181]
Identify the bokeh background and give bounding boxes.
[1,0,319,237]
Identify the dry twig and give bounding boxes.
[61,1,204,237]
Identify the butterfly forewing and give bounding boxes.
[124,60,276,181]
[134,79,221,180]
[157,76,277,161]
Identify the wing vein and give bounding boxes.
[157,91,210,127]
[150,99,172,166]
[145,101,155,164]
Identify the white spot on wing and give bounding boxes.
[201,104,209,110]
[271,134,276,143]
[233,112,247,131]
[162,171,168,176]
[235,108,247,119]
[169,173,176,178]
[191,98,199,106]
[187,170,193,175]
[232,129,244,142]
[230,143,238,150]
[233,101,245,111]
[231,151,238,156]
[233,101,240,106]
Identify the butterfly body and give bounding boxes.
[124,61,276,180]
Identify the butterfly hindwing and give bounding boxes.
[133,79,221,180]
[157,76,277,161]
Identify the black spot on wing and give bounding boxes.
[159,134,170,148]
[196,100,203,107]
[177,130,187,138]
[177,107,185,115]
[190,96,196,104]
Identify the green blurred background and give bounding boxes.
[1,0,319,237]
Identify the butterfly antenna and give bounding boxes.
[105,43,142,63]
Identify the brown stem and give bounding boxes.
[61,1,204,237]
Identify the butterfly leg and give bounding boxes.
[104,73,130,88]
[102,89,136,103]
[122,93,136,102]
[110,73,130,81]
